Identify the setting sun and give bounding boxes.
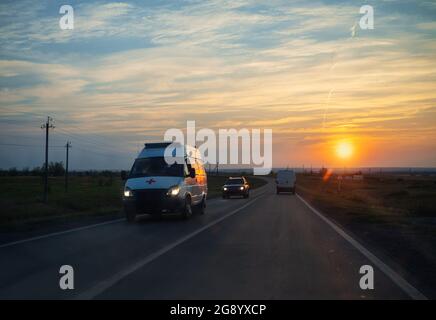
[336,141,354,160]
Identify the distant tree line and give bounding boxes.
[0,163,121,177]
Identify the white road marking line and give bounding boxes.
[75,193,266,300]
[0,218,125,249]
[296,194,428,300]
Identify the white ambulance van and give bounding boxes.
[122,143,207,221]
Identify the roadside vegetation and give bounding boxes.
[0,169,266,229]
[297,173,436,219]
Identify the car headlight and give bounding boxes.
[240,186,244,190]
[167,185,180,196]
[124,187,133,197]
[223,187,228,191]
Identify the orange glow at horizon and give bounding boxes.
[335,140,354,160]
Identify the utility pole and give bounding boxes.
[41,116,55,203]
[65,141,72,192]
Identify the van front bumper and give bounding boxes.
[123,189,184,214]
[276,186,295,193]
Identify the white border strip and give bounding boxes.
[296,194,427,300]
[0,218,125,249]
[75,194,265,300]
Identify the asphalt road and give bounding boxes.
[0,179,424,299]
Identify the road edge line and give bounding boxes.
[296,194,427,300]
[75,192,266,300]
[0,218,125,249]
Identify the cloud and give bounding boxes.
[1,0,436,168]
[416,21,436,30]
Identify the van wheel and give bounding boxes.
[182,197,193,219]
[126,210,136,223]
[243,192,249,199]
[196,197,206,215]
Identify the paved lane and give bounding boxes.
[0,184,267,299]
[97,184,409,300]
[0,180,418,299]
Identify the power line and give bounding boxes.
[0,109,122,149]
[0,119,39,124]
[0,143,127,158]
[1,109,135,159]
[0,143,64,148]
[55,127,119,152]
[0,134,46,141]
[0,106,47,119]
[1,110,137,152]
[73,145,127,158]
[55,131,129,157]
[54,118,119,145]
[0,137,129,157]
[54,127,138,157]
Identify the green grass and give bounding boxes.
[0,174,267,228]
[297,174,436,220]
[0,176,123,228]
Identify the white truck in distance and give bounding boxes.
[276,170,296,194]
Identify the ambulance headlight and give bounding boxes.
[167,185,180,196]
[124,187,133,198]
[223,187,228,191]
[240,186,244,190]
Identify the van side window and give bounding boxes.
[184,158,191,177]
[185,157,197,176]
[191,160,199,175]
[195,158,205,176]
[185,156,205,176]
[183,162,190,177]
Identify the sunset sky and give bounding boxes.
[1,0,435,170]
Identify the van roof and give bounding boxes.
[277,169,295,173]
[144,142,172,149]
[138,142,201,160]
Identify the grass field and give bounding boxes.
[0,174,267,229]
[297,174,436,220]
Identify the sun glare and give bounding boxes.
[336,141,353,160]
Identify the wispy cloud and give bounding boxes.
[1,0,436,168]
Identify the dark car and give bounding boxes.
[222,177,250,199]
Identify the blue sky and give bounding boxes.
[1,0,436,169]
